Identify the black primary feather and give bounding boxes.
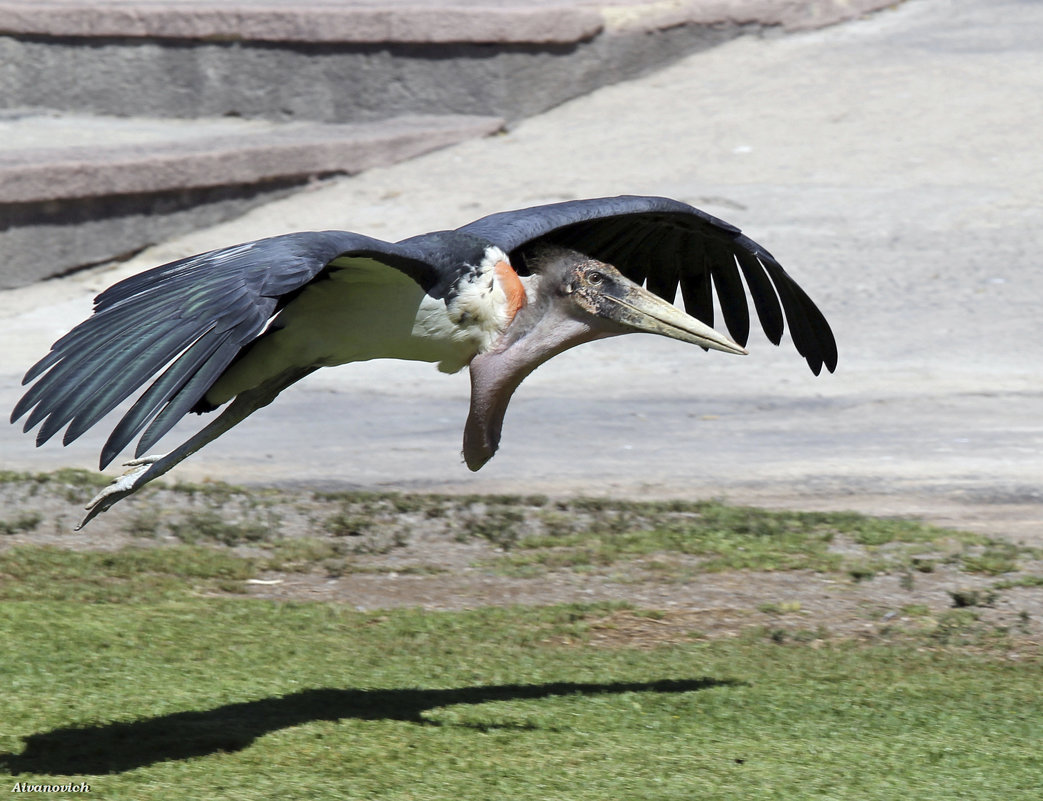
[679,242,715,332]
[733,248,785,346]
[703,238,750,347]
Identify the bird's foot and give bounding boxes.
[77,454,164,530]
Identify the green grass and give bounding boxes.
[0,476,1040,798]
[0,511,42,536]
[0,545,257,602]
[4,470,1036,581]
[1,599,1041,800]
[995,575,1043,590]
[483,501,1033,579]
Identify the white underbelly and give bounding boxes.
[205,259,481,406]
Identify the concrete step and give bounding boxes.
[0,0,891,125]
[0,112,502,288]
[0,0,891,287]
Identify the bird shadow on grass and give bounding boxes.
[1,678,738,776]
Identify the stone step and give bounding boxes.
[0,0,891,287]
[0,112,502,288]
[0,0,891,125]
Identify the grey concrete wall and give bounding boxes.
[0,0,896,287]
[0,19,749,288]
[0,25,742,125]
[0,179,309,288]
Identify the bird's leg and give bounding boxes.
[77,371,309,529]
[78,451,185,529]
[79,456,161,526]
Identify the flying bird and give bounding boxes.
[11,195,837,527]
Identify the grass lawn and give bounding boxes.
[0,477,1040,799]
[1,599,1041,799]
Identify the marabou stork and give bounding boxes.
[11,195,837,527]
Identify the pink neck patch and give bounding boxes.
[494,260,527,322]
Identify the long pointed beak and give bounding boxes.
[600,281,747,355]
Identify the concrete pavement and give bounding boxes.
[0,0,892,285]
[2,0,1041,539]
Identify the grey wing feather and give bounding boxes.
[11,231,436,467]
[460,195,837,374]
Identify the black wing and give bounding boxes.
[459,195,837,375]
[11,231,438,468]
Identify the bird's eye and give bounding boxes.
[587,271,604,286]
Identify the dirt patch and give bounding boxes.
[239,560,1042,651]
[1,471,1040,651]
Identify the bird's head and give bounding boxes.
[462,247,746,471]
